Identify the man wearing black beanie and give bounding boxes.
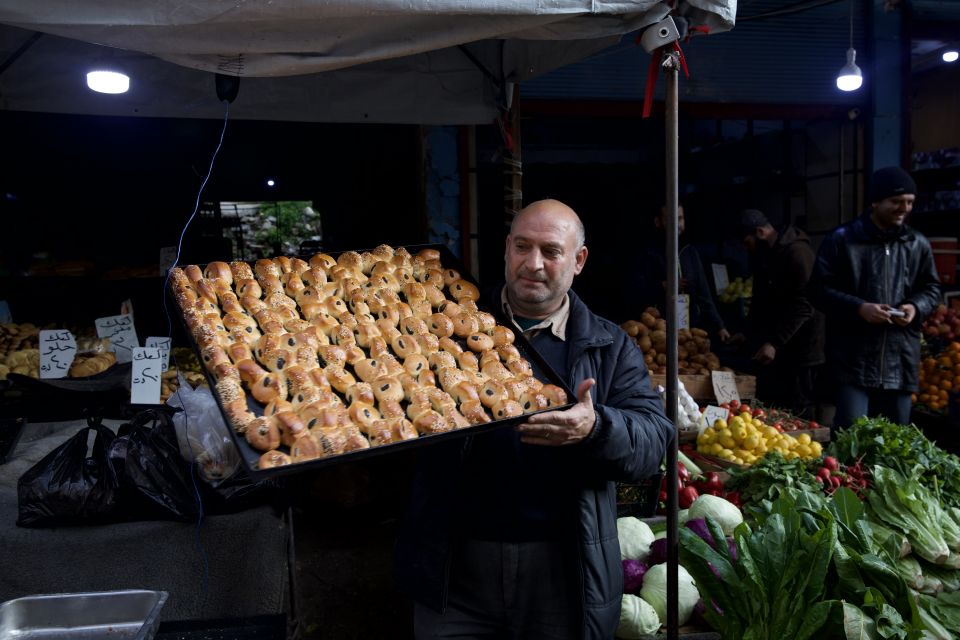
[812,166,941,431]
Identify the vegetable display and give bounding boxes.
[832,417,960,509]
[639,562,699,628]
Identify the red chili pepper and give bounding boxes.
[723,491,742,508]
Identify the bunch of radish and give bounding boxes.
[813,456,871,498]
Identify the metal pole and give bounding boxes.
[663,50,680,640]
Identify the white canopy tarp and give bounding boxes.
[0,1,736,123]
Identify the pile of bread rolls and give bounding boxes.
[0,326,118,380]
[621,307,724,375]
[170,245,567,470]
[0,323,41,379]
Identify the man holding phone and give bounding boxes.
[812,166,941,430]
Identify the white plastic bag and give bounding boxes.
[166,374,240,486]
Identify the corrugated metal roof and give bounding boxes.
[521,0,871,105]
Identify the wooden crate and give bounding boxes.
[649,373,756,403]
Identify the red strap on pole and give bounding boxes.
[673,42,690,79]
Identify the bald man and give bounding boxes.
[395,199,674,639]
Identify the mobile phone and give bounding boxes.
[888,308,906,318]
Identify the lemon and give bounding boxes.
[763,426,779,439]
[810,441,823,456]
[731,426,748,443]
[713,418,728,430]
[794,444,812,458]
[719,435,737,450]
[797,433,812,445]
[743,434,760,451]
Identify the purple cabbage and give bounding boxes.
[647,537,669,566]
[622,559,648,593]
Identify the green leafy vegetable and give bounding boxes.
[868,466,951,565]
[832,417,960,509]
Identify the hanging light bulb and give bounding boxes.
[837,48,863,91]
[944,50,959,63]
[836,0,863,92]
[86,70,130,94]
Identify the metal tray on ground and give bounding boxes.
[0,590,168,640]
[171,243,575,479]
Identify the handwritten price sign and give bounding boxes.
[95,314,139,364]
[145,337,172,372]
[711,370,740,405]
[131,347,162,404]
[39,329,76,379]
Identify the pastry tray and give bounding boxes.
[171,244,575,479]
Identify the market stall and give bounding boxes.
[0,2,742,637]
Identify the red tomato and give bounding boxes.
[739,404,752,414]
[774,423,784,433]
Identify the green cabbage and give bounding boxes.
[616,593,660,638]
[618,516,656,561]
[687,494,743,536]
[639,562,700,627]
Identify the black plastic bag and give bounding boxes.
[117,408,200,522]
[17,417,119,527]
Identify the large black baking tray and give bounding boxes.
[171,243,576,479]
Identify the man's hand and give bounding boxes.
[516,378,596,446]
[753,342,776,365]
[892,303,917,327]
[858,302,896,324]
[719,328,731,342]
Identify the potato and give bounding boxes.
[645,307,661,319]
[638,336,652,352]
[677,347,688,360]
[654,319,667,332]
[678,329,692,343]
[683,341,698,356]
[691,327,708,338]
[640,312,657,329]
[622,320,642,337]
[644,353,655,366]
[656,353,667,366]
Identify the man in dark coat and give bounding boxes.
[738,209,825,418]
[395,199,674,639]
[812,166,941,430]
[628,205,730,341]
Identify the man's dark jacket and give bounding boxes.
[748,226,825,367]
[629,240,725,334]
[812,212,941,391]
[394,289,674,639]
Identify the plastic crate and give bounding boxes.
[616,473,662,518]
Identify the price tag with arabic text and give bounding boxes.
[701,405,730,430]
[711,263,729,296]
[711,370,740,405]
[39,330,76,379]
[145,337,171,372]
[95,314,139,364]
[677,294,691,330]
[131,347,162,405]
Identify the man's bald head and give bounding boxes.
[511,199,586,250]
[504,199,589,318]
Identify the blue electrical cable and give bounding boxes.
[161,99,231,595]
